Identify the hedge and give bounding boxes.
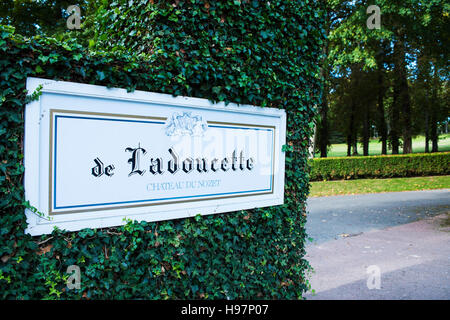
[309,152,450,181]
[0,0,324,300]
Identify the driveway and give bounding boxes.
[304,189,450,299]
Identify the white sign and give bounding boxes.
[24,77,286,235]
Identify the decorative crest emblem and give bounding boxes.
[165,112,208,137]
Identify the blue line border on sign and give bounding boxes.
[53,114,274,211]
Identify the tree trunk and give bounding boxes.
[309,123,317,159]
[430,75,439,152]
[351,109,358,156]
[391,40,401,155]
[431,117,438,152]
[375,45,388,155]
[352,137,358,156]
[417,53,431,153]
[390,103,400,154]
[319,83,329,158]
[347,134,352,157]
[424,108,430,153]
[349,97,358,156]
[377,69,388,155]
[318,21,330,158]
[400,69,413,154]
[363,106,369,156]
[393,37,412,154]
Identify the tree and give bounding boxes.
[0,0,98,41]
[327,0,449,156]
[374,40,390,154]
[409,0,450,152]
[315,0,352,157]
[327,0,390,157]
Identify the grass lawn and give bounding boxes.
[309,175,450,197]
[316,133,450,157]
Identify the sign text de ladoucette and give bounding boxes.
[24,78,286,235]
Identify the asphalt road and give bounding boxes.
[306,189,450,244]
[304,189,450,300]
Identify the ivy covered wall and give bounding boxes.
[0,0,324,299]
